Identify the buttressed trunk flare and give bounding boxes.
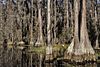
[66,0,96,62]
[80,0,95,55]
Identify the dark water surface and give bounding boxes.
[0,48,100,67]
[33,62,100,67]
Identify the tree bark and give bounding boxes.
[47,0,51,45]
[46,0,53,59]
[66,0,69,29]
[80,0,95,61]
[37,0,44,46]
[54,0,57,44]
[80,0,94,54]
[94,2,99,48]
[66,0,96,62]
[67,0,80,55]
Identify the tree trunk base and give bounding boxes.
[64,53,96,63]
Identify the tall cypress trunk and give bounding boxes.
[38,0,44,46]
[80,0,95,60]
[63,0,67,43]
[70,1,74,38]
[66,0,69,29]
[80,0,94,53]
[66,0,96,62]
[94,1,99,48]
[46,0,52,59]
[47,0,51,45]
[64,0,67,29]
[54,0,57,44]
[67,0,79,54]
[29,0,33,46]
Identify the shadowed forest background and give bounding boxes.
[0,0,100,67]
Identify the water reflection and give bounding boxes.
[34,62,99,67]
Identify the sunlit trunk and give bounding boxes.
[94,4,99,48]
[80,0,95,56]
[46,0,53,60]
[67,0,80,55]
[47,0,51,45]
[66,0,96,62]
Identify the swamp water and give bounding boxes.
[32,62,100,67]
[0,48,100,67]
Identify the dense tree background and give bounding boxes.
[0,0,99,66]
[0,0,99,47]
